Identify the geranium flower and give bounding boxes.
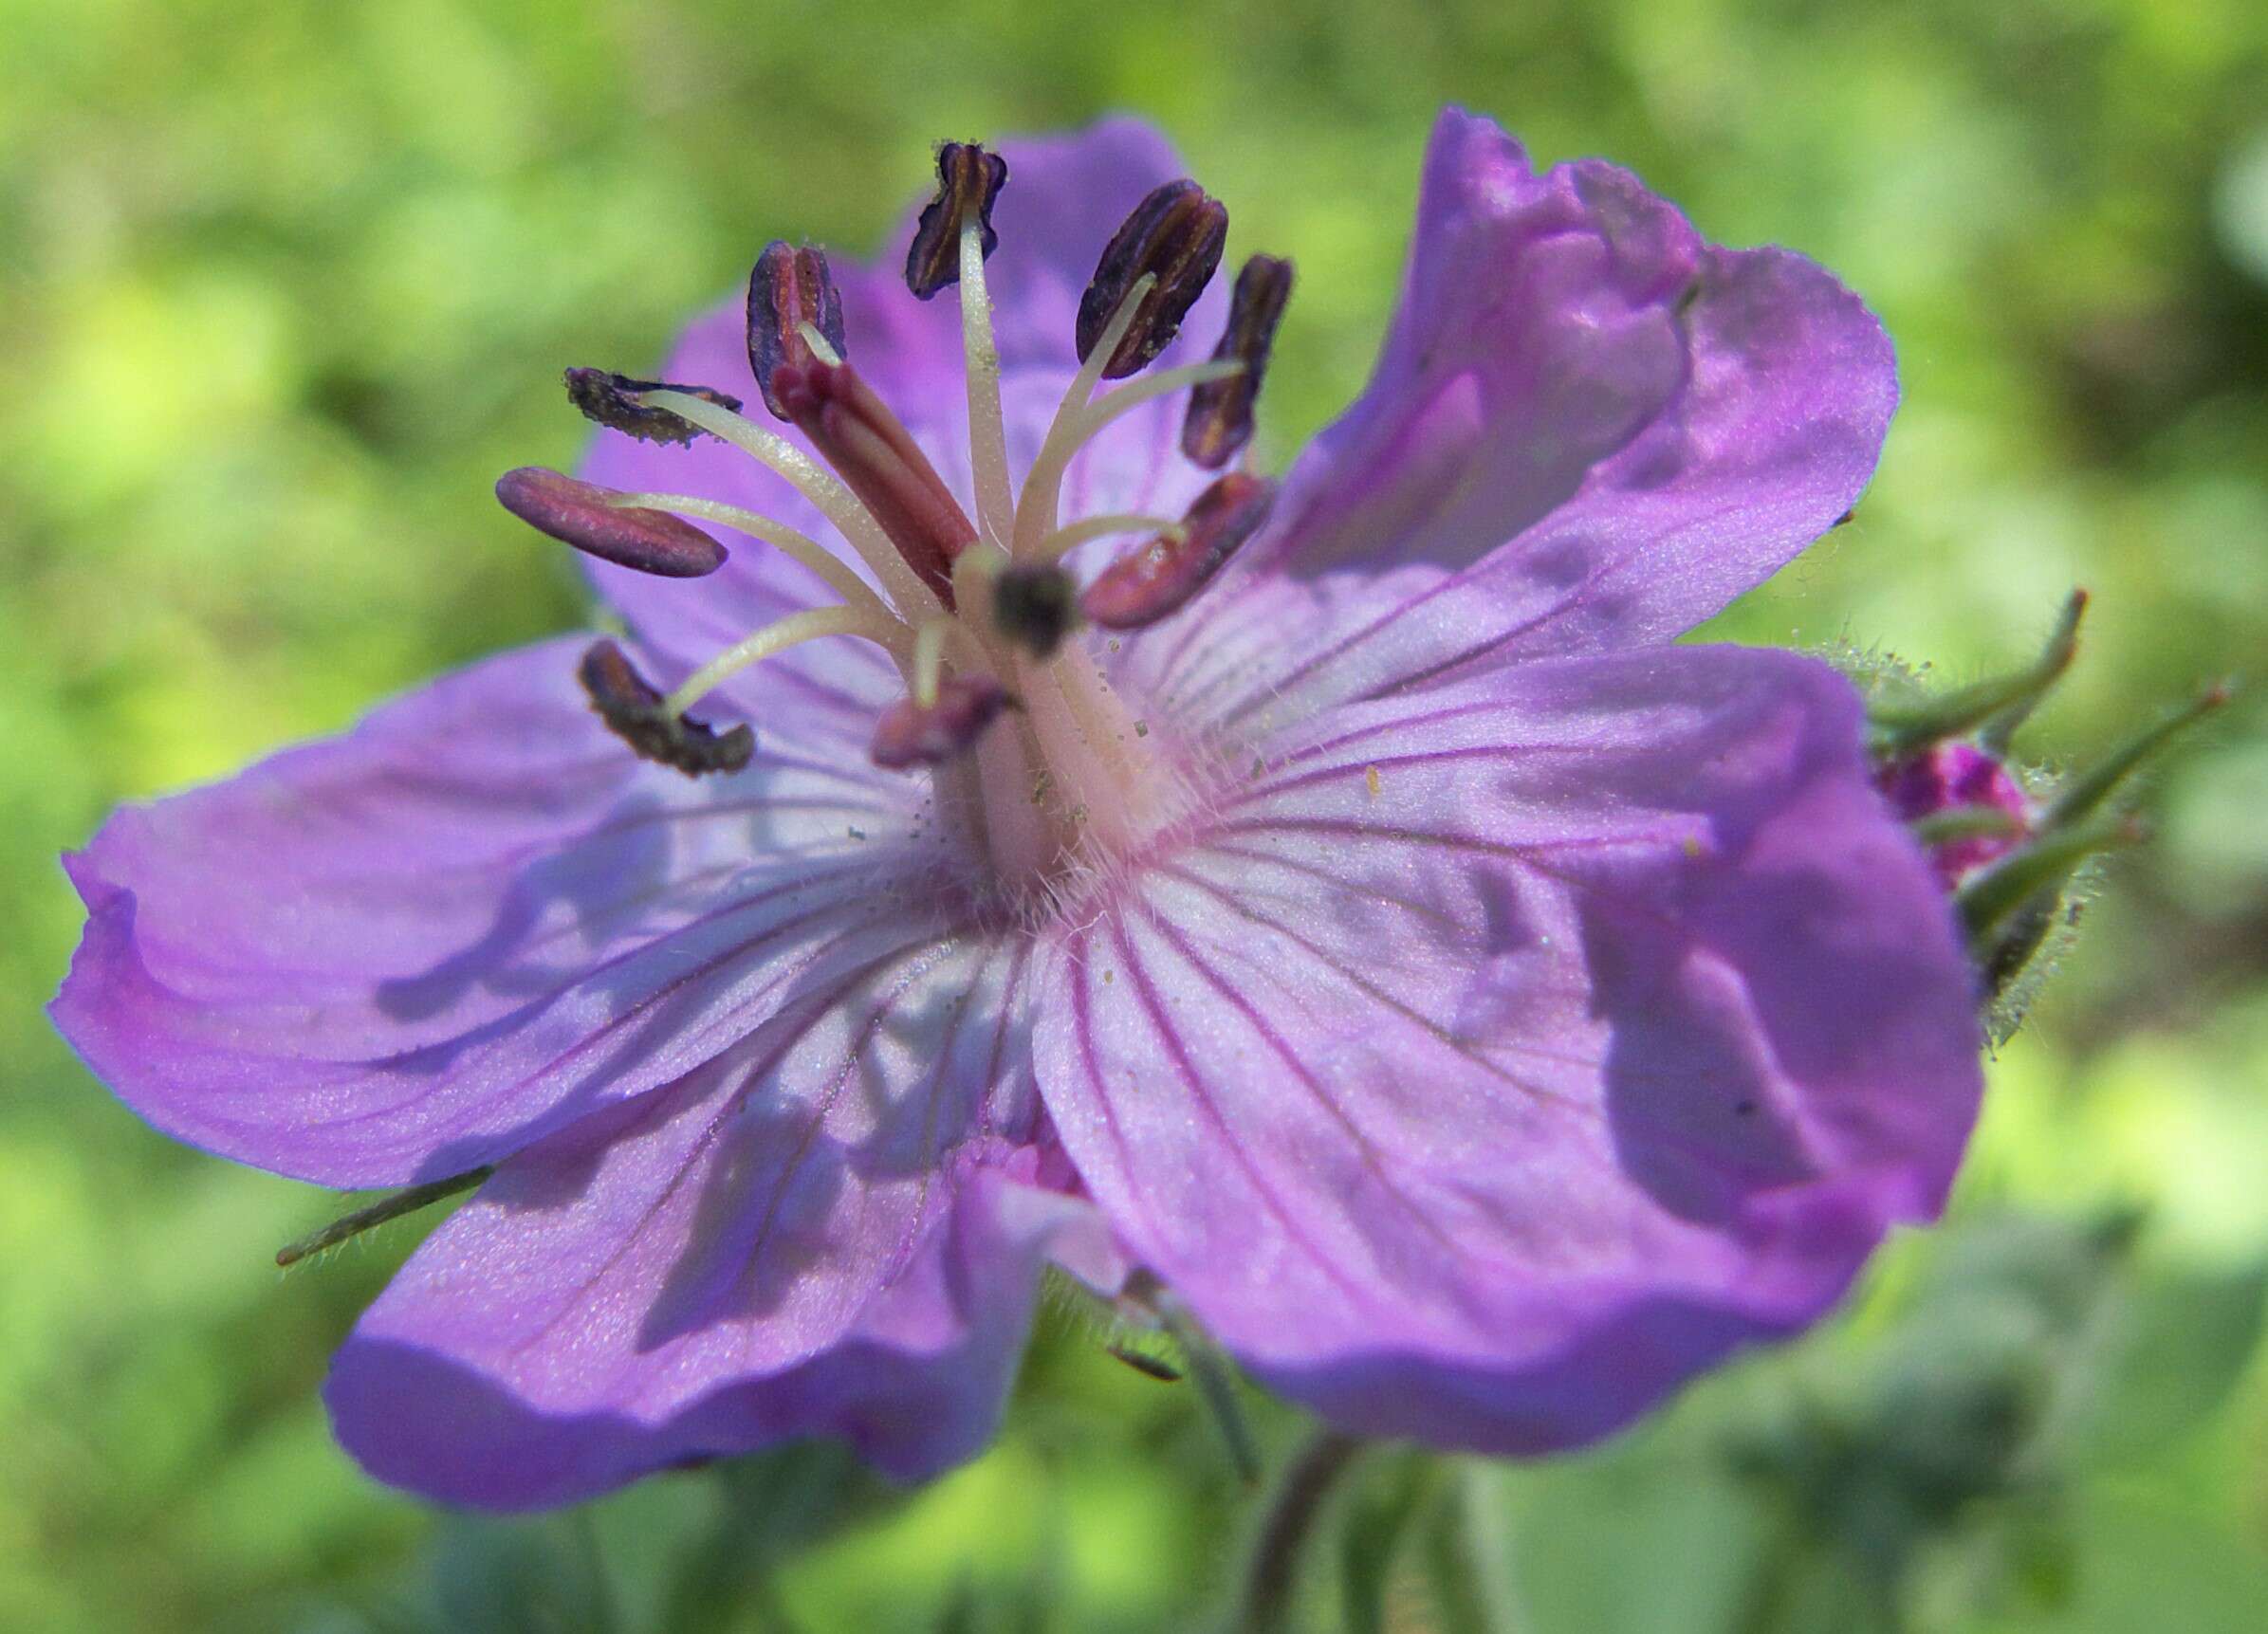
[51,108,1982,1509]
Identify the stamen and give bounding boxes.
[581,639,755,778]
[872,675,1014,769]
[1079,359,1245,441]
[1011,349,1242,559]
[603,489,897,626]
[772,360,978,609]
[1083,473,1278,629]
[905,141,1008,300]
[1076,180,1229,378]
[1033,512,1182,562]
[662,604,906,719]
[1010,274,1157,557]
[959,212,1016,545]
[640,388,943,620]
[904,142,1017,547]
[496,468,728,578]
[747,242,848,419]
[1184,255,1294,468]
[564,368,744,446]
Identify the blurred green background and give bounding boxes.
[4,0,2266,1628]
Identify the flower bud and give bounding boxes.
[1876,742,2031,888]
[495,468,727,578]
[1076,180,1228,379]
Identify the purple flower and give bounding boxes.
[50,109,1982,1509]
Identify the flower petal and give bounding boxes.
[325,938,1112,1509]
[1033,646,1980,1453]
[1124,106,1894,728]
[49,636,957,1187]
[579,118,1225,679]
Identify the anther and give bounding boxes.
[906,141,1009,300]
[990,564,1079,660]
[1183,255,1293,468]
[747,243,849,420]
[495,468,727,578]
[774,358,976,607]
[578,638,753,777]
[1082,473,1276,629]
[564,368,743,446]
[871,675,1013,768]
[1076,180,1229,379]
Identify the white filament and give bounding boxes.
[957,214,1017,546]
[662,604,906,718]
[1010,274,1158,558]
[605,491,894,624]
[796,320,843,367]
[641,390,943,620]
[1032,511,1180,564]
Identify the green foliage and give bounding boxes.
[3,1,2265,1629]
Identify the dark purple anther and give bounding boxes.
[578,639,753,778]
[1082,473,1276,630]
[989,564,1079,660]
[905,142,1008,301]
[871,675,1013,769]
[773,358,976,608]
[495,468,727,578]
[1183,255,1293,468]
[563,369,742,446]
[1076,180,1229,379]
[747,242,848,421]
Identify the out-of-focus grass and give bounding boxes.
[1,1,2263,1628]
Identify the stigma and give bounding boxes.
[496,140,1294,894]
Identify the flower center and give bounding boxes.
[498,144,1294,909]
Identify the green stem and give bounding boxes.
[1239,1428,1367,1633]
